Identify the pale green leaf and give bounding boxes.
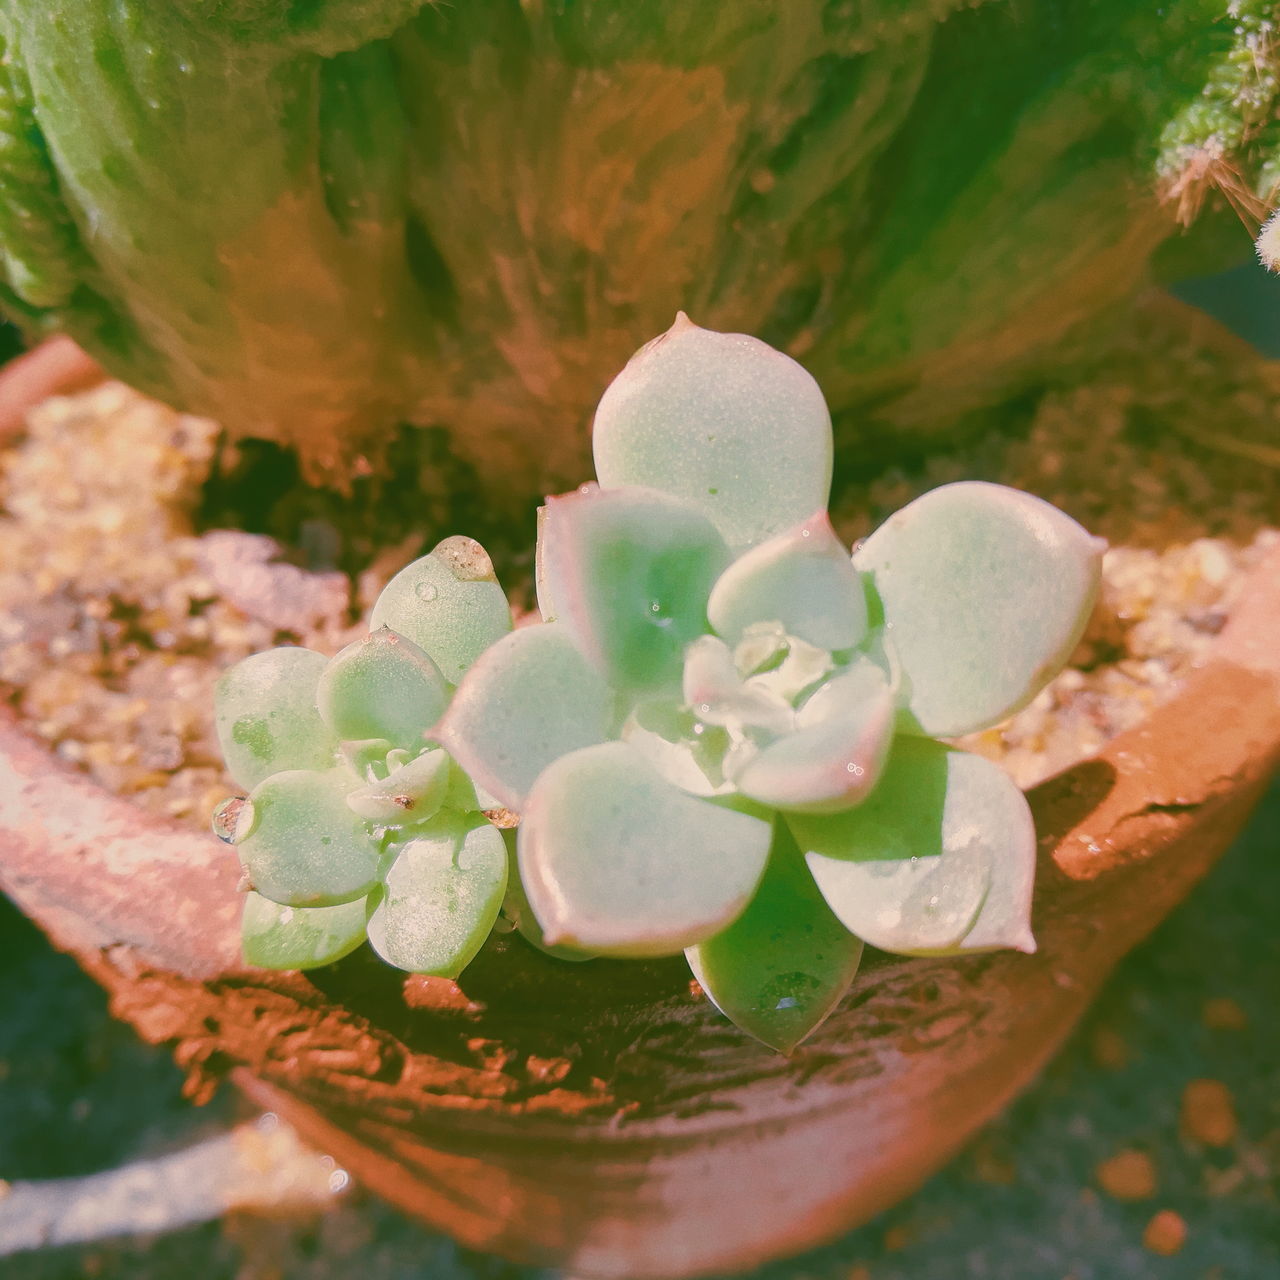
[792,738,1037,955]
[346,746,453,824]
[437,621,614,810]
[240,891,368,971]
[519,742,771,957]
[317,626,450,750]
[538,484,729,691]
[238,768,381,907]
[707,510,866,651]
[499,828,596,962]
[620,698,734,798]
[682,635,794,736]
[853,482,1104,736]
[734,660,895,814]
[592,315,833,551]
[687,820,862,1053]
[370,536,512,684]
[365,811,507,976]
[214,647,336,790]
[338,737,395,782]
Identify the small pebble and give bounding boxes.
[1096,1149,1157,1201]
[1142,1209,1188,1257]
[1201,997,1249,1031]
[1180,1078,1238,1147]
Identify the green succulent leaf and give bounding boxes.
[338,737,395,782]
[214,647,337,791]
[365,810,507,976]
[707,510,866,651]
[240,891,368,971]
[682,635,795,736]
[317,626,450,750]
[734,659,895,814]
[792,737,1036,955]
[437,622,614,810]
[619,698,734,798]
[238,768,381,907]
[853,482,1104,736]
[370,536,512,684]
[592,315,833,551]
[518,741,772,957]
[539,484,730,692]
[346,746,453,825]
[687,820,863,1053]
[499,828,596,962]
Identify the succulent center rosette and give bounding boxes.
[440,316,1105,1052]
[210,536,514,977]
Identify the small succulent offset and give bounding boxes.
[211,536,514,978]
[438,315,1104,1051]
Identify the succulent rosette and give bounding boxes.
[441,317,1104,1051]
[211,536,513,977]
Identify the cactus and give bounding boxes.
[0,1,1274,490]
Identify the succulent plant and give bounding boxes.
[211,536,514,977]
[439,317,1104,1051]
[210,317,1102,1053]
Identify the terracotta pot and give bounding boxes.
[1,340,1278,1279]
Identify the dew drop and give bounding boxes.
[328,1168,351,1193]
[845,762,864,775]
[801,528,811,538]
[415,581,439,603]
[211,796,254,845]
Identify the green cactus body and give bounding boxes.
[0,1,1271,484]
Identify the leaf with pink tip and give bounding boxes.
[518,742,771,957]
[791,738,1037,956]
[539,484,730,692]
[682,635,794,736]
[853,482,1104,736]
[733,660,895,814]
[707,511,867,651]
[365,811,507,976]
[436,622,615,811]
[499,829,597,962]
[370,536,512,684]
[687,821,862,1053]
[592,315,833,551]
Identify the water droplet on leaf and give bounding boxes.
[212,796,255,844]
